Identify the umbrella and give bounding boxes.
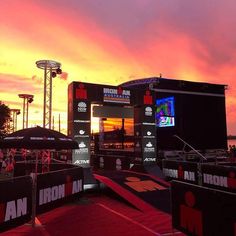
[0,126,78,227]
[0,126,78,150]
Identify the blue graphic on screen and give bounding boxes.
[156,96,175,127]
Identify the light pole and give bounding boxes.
[36,60,62,129]
[10,109,21,132]
[18,94,34,129]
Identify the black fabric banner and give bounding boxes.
[201,164,236,193]
[36,167,84,214]
[162,160,199,184]
[172,180,236,236]
[0,176,32,232]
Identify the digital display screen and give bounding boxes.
[156,96,175,127]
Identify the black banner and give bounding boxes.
[36,167,83,214]
[201,164,236,193]
[172,180,236,236]
[162,160,199,184]
[0,176,32,232]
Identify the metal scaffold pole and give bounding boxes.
[36,60,62,129]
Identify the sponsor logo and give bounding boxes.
[163,168,196,182]
[39,178,83,205]
[0,197,27,223]
[144,141,155,152]
[75,83,87,99]
[103,87,130,104]
[99,157,104,168]
[144,157,156,162]
[142,122,156,125]
[74,129,89,138]
[125,177,166,192]
[74,120,90,123]
[143,130,155,138]
[203,172,236,189]
[75,142,89,154]
[135,157,142,162]
[77,102,87,112]
[79,130,85,135]
[143,90,153,105]
[116,158,122,170]
[145,107,152,116]
[180,192,203,236]
[74,159,90,165]
[79,142,86,148]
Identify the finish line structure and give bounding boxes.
[68,77,227,171]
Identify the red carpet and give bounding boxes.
[0,193,184,236]
[94,170,171,213]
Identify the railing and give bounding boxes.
[173,135,207,161]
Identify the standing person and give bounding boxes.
[232,145,236,158]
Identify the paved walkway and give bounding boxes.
[1,192,184,236]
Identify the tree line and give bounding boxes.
[0,101,10,138]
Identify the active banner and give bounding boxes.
[36,166,84,214]
[162,160,199,184]
[172,180,236,236]
[0,176,32,232]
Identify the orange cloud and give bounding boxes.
[0,0,236,136]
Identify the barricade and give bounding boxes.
[0,165,83,232]
[171,180,236,236]
[162,160,199,184]
[0,176,32,232]
[201,163,236,193]
[36,167,83,214]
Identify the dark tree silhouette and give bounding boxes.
[0,101,10,138]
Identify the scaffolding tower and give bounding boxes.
[36,60,61,129]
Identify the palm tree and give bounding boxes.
[0,101,10,138]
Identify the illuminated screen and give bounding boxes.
[156,96,175,127]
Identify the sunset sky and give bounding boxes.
[0,0,236,135]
